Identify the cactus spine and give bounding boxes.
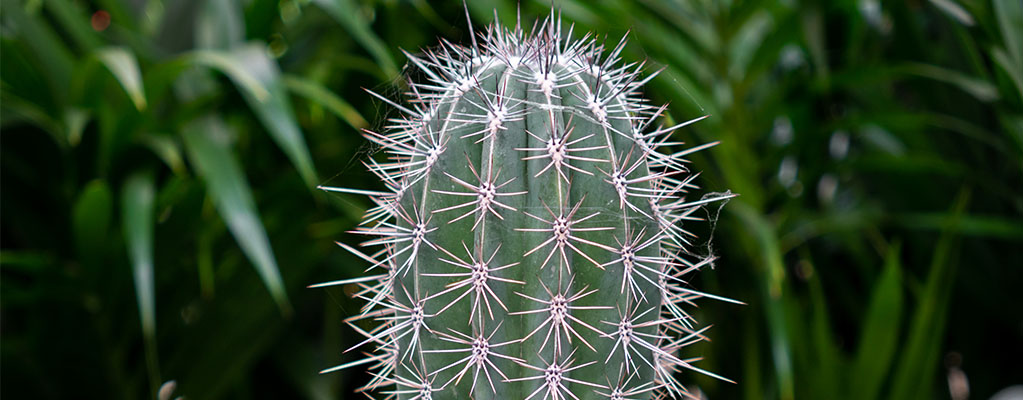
[317,10,736,400]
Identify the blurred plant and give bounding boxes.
[1,0,408,398]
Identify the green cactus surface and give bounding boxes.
[317,10,736,400]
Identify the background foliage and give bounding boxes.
[2,0,1021,399]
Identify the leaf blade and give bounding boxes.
[282,74,369,131]
[311,0,398,78]
[97,47,148,111]
[889,191,969,400]
[851,243,904,400]
[187,45,318,188]
[121,171,162,396]
[181,115,291,314]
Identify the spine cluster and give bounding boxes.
[317,10,736,400]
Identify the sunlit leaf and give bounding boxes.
[96,47,148,110]
[181,115,291,314]
[140,133,187,175]
[928,0,975,26]
[64,108,89,146]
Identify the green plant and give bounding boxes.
[318,10,735,399]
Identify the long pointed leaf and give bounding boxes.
[282,74,368,131]
[121,171,161,396]
[188,45,318,188]
[889,191,969,400]
[311,0,398,78]
[733,203,794,400]
[993,0,1023,65]
[181,115,291,314]
[852,243,903,400]
[97,47,147,111]
[72,180,113,269]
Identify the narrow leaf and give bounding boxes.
[889,190,969,400]
[993,0,1023,65]
[97,47,148,111]
[992,48,1023,102]
[733,203,794,400]
[140,133,187,175]
[181,115,291,314]
[121,171,162,395]
[196,0,245,50]
[903,63,999,102]
[72,180,113,269]
[808,269,841,399]
[64,107,89,147]
[188,45,318,188]
[44,0,103,51]
[928,0,975,26]
[311,0,398,78]
[282,74,369,130]
[122,171,157,338]
[851,243,903,400]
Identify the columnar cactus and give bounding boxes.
[317,10,736,400]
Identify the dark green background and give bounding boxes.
[2,0,1021,399]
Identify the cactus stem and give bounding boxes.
[316,8,739,399]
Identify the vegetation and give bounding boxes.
[1,0,1020,399]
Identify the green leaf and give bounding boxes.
[2,0,75,97]
[121,171,162,396]
[807,267,841,399]
[122,171,157,337]
[928,0,975,26]
[96,47,148,111]
[43,0,103,52]
[64,108,89,146]
[732,202,794,400]
[903,63,999,102]
[282,74,368,130]
[992,48,1023,102]
[187,45,319,188]
[851,243,903,400]
[729,10,773,80]
[311,0,398,78]
[181,115,291,314]
[196,0,245,50]
[895,212,1023,239]
[993,0,1023,66]
[140,133,187,176]
[72,180,113,269]
[889,190,969,400]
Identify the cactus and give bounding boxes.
[316,9,737,400]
